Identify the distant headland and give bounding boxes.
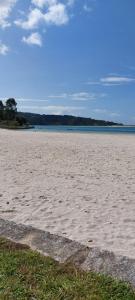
[0,98,123,129]
[19,111,123,127]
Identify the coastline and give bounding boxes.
[0,125,34,130]
[29,125,135,135]
[0,129,135,259]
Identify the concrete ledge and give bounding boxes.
[0,218,135,287]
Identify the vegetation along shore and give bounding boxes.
[0,98,32,129]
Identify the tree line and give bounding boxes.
[20,112,122,126]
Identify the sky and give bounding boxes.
[0,0,135,124]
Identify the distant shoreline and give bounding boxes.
[0,124,34,130]
[26,124,135,134]
[19,112,123,127]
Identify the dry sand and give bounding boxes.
[0,129,135,258]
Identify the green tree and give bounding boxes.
[5,98,17,120]
[0,100,4,120]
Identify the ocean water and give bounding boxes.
[29,125,135,134]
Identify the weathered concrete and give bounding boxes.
[0,218,135,287]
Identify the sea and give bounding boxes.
[29,125,135,134]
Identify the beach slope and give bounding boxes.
[0,129,135,258]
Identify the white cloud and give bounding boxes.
[43,3,69,25]
[48,92,106,101]
[32,0,57,9]
[87,75,135,86]
[17,98,48,102]
[20,104,85,115]
[83,0,96,13]
[110,112,120,117]
[86,80,100,85]
[42,105,85,115]
[83,4,93,13]
[92,108,108,114]
[0,0,17,28]
[22,32,42,46]
[67,0,75,7]
[31,0,75,8]
[48,93,68,98]
[100,76,135,85]
[70,92,97,101]
[15,2,69,30]
[15,8,43,30]
[0,41,9,55]
[0,0,75,49]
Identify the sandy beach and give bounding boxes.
[0,129,135,258]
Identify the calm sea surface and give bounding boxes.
[29,125,135,134]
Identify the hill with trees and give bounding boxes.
[0,98,123,128]
[19,112,122,126]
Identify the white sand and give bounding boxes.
[0,129,135,257]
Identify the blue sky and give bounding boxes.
[0,0,135,124]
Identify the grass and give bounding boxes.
[0,237,135,300]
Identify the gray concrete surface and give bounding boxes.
[0,218,135,287]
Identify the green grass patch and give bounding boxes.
[0,237,134,300]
